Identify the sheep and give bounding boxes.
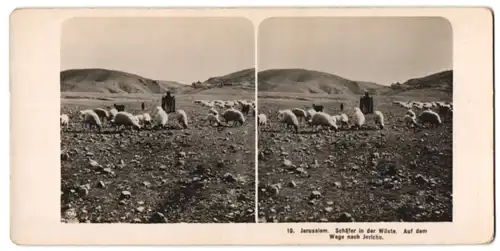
[108,108,118,121]
[111,111,141,130]
[257,114,267,127]
[333,113,349,128]
[417,110,442,128]
[142,113,152,125]
[403,114,418,128]
[220,108,245,126]
[438,105,453,120]
[176,109,188,129]
[207,114,222,127]
[373,110,385,130]
[305,108,317,120]
[277,109,299,133]
[60,114,69,129]
[80,110,102,130]
[307,112,338,132]
[291,108,308,122]
[351,107,366,130]
[92,108,109,122]
[240,103,251,116]
[406,109,416,119]
[312,104,324,112]
[113,104,125,112]
[154,106,169,128]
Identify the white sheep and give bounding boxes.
[333,113,349,129]
[291,108,308,122]
[60,114,69,129]
[257,113,267,127]
[108,108,118,121]
[142,113,152,125]
[417,110,442,128]
[406,109,416,119]
[403,114,418,128]
[93,108,110,122]
[277,109,299,133]
[80,110,102,130]
[154,106,169,128]
[176,109,188,129]
[305,108,317,121]
[307,112,338,131]
[351,107,366,130]
[373,110,385,130]
[206,114,222,127]
[111,111,142,130]
[220,108,245,126]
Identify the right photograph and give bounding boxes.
[257,17,453,223]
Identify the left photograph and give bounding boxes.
[60,17,256,223]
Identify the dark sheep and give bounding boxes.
[114,104,125,112]
[312,104,324,112]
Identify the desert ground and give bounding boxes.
[60,91,256,223]
[257,92,452,223]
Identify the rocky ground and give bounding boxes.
[257,96,452,223]
[60,97,255,223]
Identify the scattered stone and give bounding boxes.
[132,218,142,223]
[288,180,297,188]
[324,207,334,213]
[310,191,322,199]
[159,164,167,170]
[178,151,186,158]
[142,181,151,188]
[150,212,168,223]
[120,191,131,199]
[338,212,355,222]
[119,200,127,205]
[283,159,292,167]
[223,173,237,183]
[333,181,342,188]
[372,152,380,159]
[61,152,69,161]
[89,159,100,168]
[136,206,145,213]
[97,181,106,188]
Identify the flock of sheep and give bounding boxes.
[60,99,257,132]
[257,100,453,133]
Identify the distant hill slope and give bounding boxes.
[60,68,188,94]
[61,68,256,95]
[188,68,255,94]
[380,70,453,97]
[257,68,385,96]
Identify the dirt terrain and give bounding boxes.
[257,94,452,223]
[60,93,255,223]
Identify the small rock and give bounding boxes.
[120,191,131,199]
[142,181,151,188]
[295,167,307,174]
[333,181,342,188]
[310,190,322,199]
[119,200,127,205]
[61,152,70,161]
[132,218,142,223]
[338,212,355,222]
[176,160,186,166]
[150,212,168,223]
[77,186,89,197]
[159,165,167,170]
[136,206,145,213]
[324,207,334,213]
[288,180,297,188]
[89,159,100,168]
[283,159,292,167]
[178,151,186,158]
[223,173,237,183]
[326,201,334,205]
[64,208,77,220]
[97,181,105,188]
[372,152,380,159]
[320,218,329,222]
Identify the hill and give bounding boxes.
[60,68,189,94]
[188,68,255,94]
[60,68,256,95]
[257,68,385,96]
[380,70,453,97]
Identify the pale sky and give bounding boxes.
[61,17,255,84]
[258,17,453,86]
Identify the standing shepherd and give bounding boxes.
[359,92,374,114]
[162,91,176,113]
[141,102,145,111]
[340,103,344,112]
